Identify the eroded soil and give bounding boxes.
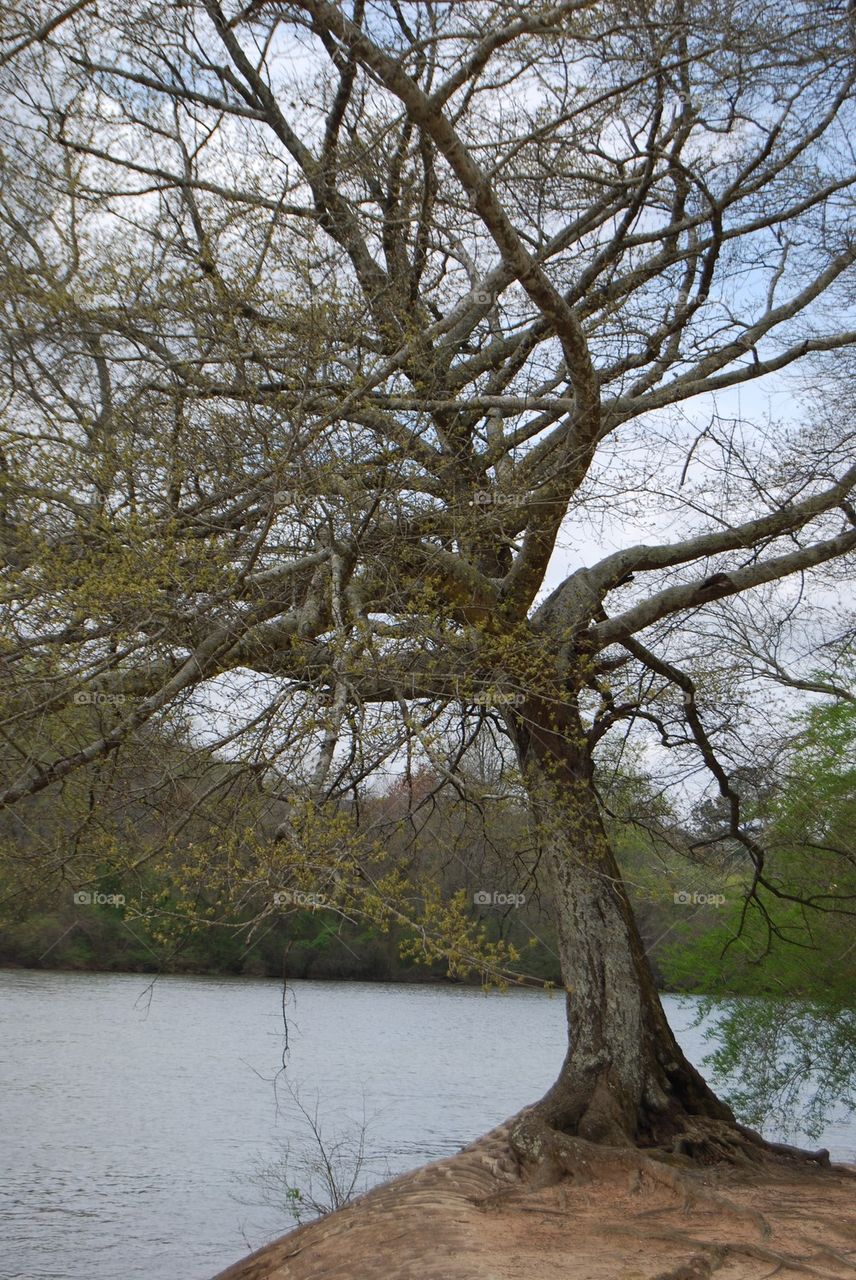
[212,1116,856,1280]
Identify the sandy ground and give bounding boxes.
[211,1117,856,1280]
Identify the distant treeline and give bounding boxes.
[2,696,853,1000]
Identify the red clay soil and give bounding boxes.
[211,1114,856,1280]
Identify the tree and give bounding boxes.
[1,0,855,1167]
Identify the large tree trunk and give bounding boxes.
[511,694,734,1148]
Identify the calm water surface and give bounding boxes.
[1,970,854,1280]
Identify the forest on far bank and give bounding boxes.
[2,686,852,1001]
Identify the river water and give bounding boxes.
[1,969,854,1280]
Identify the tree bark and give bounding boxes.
[511,693,733,1146]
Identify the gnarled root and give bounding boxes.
[735,1122,831,1167]
[508,1110,773,1236]
[625,1226,856,1279]
[498,1110,856,1280]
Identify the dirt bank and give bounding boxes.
[211,1114,856,1280]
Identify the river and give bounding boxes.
[1,969,854,1280]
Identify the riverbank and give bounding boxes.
[212,1114,856,1280]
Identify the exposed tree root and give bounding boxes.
[623,1225,855,1279]
[507,1109,773,1237]
[510,1102,837,1178]
[496,1108,856,1280]
[649,1253,724,1280]
[799,1237,856,1273]
[736,1123,832,1168]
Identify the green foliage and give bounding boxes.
[662,687,855,994]
[0,728,556,983]
[696,996,856,1140]
[661,683,856,1135]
